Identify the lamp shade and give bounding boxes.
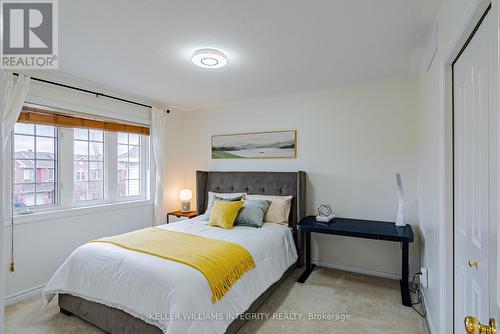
[179,189,192,201]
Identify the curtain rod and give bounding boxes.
[13,72,170,113]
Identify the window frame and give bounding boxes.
[11,118,151,216]
[117,133,148,200]
[12,124,59,212]
[73,128,105,203]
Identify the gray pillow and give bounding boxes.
[203,194,245,219]
[234,200,271,228]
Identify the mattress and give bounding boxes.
[42,217,298,334]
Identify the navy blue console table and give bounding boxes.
[297,216,414,307]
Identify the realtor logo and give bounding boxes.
[1,0,58,69]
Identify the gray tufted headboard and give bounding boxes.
[196,170,306,266]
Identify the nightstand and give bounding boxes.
[166,210,197,224]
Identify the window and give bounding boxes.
[73,129,104,202]
[117,133,143,197]
[11,104,150,214]
[23,169,34,181]
[75,170,87,181]
[13,123,57,208]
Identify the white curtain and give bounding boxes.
[2,74,30,148]
[151,107,169,225]
[1,73,30,223]
[0,72,30,332]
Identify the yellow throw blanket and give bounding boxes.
[89,227,256,303]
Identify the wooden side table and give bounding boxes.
[166,210,197,224]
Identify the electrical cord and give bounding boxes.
[409,272,426,317]
[398,243,425,317]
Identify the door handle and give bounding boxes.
[468,260,478,269]
[465,316,497,334]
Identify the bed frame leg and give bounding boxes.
[60,308,73,316]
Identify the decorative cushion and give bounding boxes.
[234,200,271,228]
[245,194,293,225]
[208,200,244,229]
[202,192,246,219]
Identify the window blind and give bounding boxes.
[18,106,150,135]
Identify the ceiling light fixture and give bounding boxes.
[192,49,227,69]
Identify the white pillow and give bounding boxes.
[246,194,293,225]
[202,191,246,219]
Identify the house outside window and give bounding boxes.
[73,128,105,202]
[117,133,144,197]
[13,123,57,208]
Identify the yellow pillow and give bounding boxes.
[208,200,244,229]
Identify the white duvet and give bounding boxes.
[42,217,298,334]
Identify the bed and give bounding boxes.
[43,171,306,334]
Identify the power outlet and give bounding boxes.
[420,267,428,288]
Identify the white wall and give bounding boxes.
[416,0,483,333]
[180,76,420,279]
[3,204,153,301]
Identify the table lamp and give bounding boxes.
[179,189,192,212]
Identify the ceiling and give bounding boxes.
[57,0,439,110]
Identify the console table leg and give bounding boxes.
[400,241,412,307]
[298,231,315,283]
[60,308,73,316]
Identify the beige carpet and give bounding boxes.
[5,267,429,334]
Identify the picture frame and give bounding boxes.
[211,130,297,159]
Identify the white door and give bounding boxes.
[490,2,500,332]
[453,8,495,333]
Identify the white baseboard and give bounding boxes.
[311,259,402,280]
[422,292,434,334]
[5,284,45,306]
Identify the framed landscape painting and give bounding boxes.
[211,130,296,159]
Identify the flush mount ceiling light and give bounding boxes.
[192,49,227,69]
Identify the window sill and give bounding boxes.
[5,200,153,226]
